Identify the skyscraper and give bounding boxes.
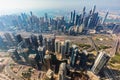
[45,13,48,22]
[73,10,76,25]
[60,42,65,59]
[30,11,33,16]
[0,36,4,48]
[91,51,110,74]
[15,34,23,43]
[37,46,46,63]
[82,6,86,20]
[79,50,88,69]
[65,40,70,54]
[24,38,31,48]
[87,12,99,29]
[13,49,21,61]
[30,35,39,48]
[70,48,79,67]
[102,12,109,25]
[44,13,49,30]
[4,33,13,43]
[92,5,96,15]
[55,40,61,53]
[75,15,79,25]
[51,37,55,52]
[83,6,86,13]
[38,34,43,46]
[46,39,51,51]
[70,12,73,23]
[22,49,29,63]
[58,63,66,80]
[83,16,90,28]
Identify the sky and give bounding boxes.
[0,0,120,14]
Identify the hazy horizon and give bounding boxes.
[0,0,120,15]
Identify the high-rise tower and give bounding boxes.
[91,51,110,74]
[92,5,96,14]
[102,12,109,25]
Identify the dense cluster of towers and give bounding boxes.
[0,32,111,79]
[0,6,114,35]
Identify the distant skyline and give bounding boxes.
[0,0,120,15]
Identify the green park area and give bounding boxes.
[109,54,120,69]
[110,54,120,64]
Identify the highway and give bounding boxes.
[110,34,120,56]
[0,73,11,80]
[4,59,24,80]
[16,65,24,76]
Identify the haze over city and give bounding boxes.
[0,0,120,80]
[0,0,120,15]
